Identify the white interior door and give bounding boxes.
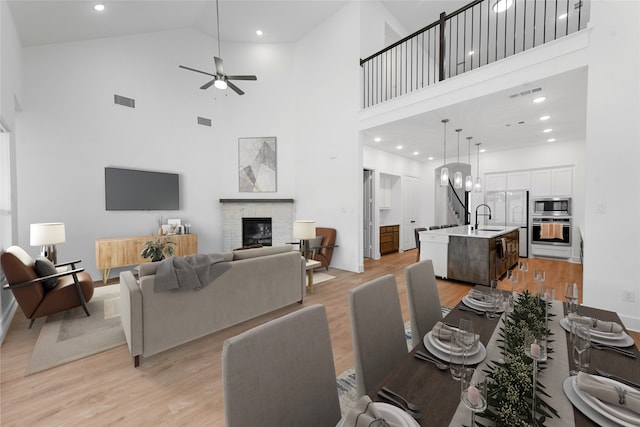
[363,169,374,259]
[402,176,421,250]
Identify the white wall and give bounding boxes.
[15,28,297,280]
[293,2,361,272]
[582,0,640,330]
[359,0,409,59]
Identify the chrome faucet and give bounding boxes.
[475,204,492,230]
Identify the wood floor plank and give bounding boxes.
[1,251,637,426]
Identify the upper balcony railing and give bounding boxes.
[360,0,589,109]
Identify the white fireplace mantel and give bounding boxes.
[220,199,295,251]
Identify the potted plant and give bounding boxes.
[140,235,176,262]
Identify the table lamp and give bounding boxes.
[30,222,66,264]
[293,220,316,258]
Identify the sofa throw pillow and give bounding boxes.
[34,256,59,290]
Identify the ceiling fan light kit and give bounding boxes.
[178,0,257,96]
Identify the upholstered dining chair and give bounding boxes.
[404,259,443,348]
[1,245,94,328]
[414,227,427,262]
[309,227,337,270]
[349,274,407,397]
[222,304,341,427]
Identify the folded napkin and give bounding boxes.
[342,396,400,427]
[431,321,480,344]
[576,372,640,415]
[568,313,624,334]
[469,289,487,301]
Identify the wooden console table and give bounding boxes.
[95,234,198,283]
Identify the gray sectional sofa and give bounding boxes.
[119,245,305,366]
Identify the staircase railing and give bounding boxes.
[447,180,470,225]
[360,0,589,108]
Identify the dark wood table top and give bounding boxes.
[367,297,640,426]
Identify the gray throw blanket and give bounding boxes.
[154,253,231,292]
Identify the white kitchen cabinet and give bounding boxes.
[531,168,573,197]
[507,171,530,190]
[379,174,392,209]
[551,168,573,196]
[485,174,507,192]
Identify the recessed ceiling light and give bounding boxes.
[413,151,419,156]
[468,50,475,56]
[256,30,263,36]
[543,128,553,133]
[428,156,434,160]
[492,0,513,13]
[539,115,551,121]
[547,138,557,142]
[93,4,105,12]
[558,13,568,20]
[396,145,403,150]
[533,96,546,103]
[480,148,486,153]
[374,137,381,142]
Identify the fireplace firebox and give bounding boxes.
[242,217,272,246]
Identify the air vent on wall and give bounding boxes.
[114,94,135,108]
[509,86,543,99]
[197,116,212,127]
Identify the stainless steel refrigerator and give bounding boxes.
[485,190,529,257]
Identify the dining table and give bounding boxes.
[367,288,640,426]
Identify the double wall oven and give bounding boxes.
[531,197,572,247]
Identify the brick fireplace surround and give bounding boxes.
[220,199,295,252]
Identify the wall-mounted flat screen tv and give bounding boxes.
[105,167,179,211]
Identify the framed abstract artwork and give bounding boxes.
[238,137,277,192]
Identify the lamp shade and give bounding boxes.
[30,223,66,246]
[293,220,316,240]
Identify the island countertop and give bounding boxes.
[420,225,520,239]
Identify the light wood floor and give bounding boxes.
[1,251,638,426]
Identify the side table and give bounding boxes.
[305,259,322,293]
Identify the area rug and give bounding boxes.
[26,284,125,375]
[336,306,451,415]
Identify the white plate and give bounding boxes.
[423,333,486,365]
[462,295,505,313]
[560,318,635,347]
[563,377,623,427]
[571,376,640,427]
[427,332,480,357]
[336,402,420,427]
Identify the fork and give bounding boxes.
[458,305,484,316]
[376,389,423,419]
[590,342,637,358]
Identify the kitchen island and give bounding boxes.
[419,225,520,286]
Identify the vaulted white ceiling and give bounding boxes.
[7,0,587,162]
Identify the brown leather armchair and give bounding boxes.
[309,227,337,270]
[1,246,94,328]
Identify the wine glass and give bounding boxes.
[485,289,501,319]
[524,331,547,420]
[572,323,591,375]
[461,368,487,427]
[564,282,579,316]
[533,269,545,295]
[458,319,477,367]
[541,288,555,336]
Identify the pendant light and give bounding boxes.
[465,136,473,191]
[474,142,482,192]
[454,129,463,189]
[440,119,449,187]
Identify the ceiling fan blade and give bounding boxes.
[179,65,216,78]
[200,78,218,90]
[214,56,224,76]
[226,75,257,81]
[227,80,245,96]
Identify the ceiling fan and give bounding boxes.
[179,0,257,96]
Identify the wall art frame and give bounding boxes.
[238,136,277,192]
